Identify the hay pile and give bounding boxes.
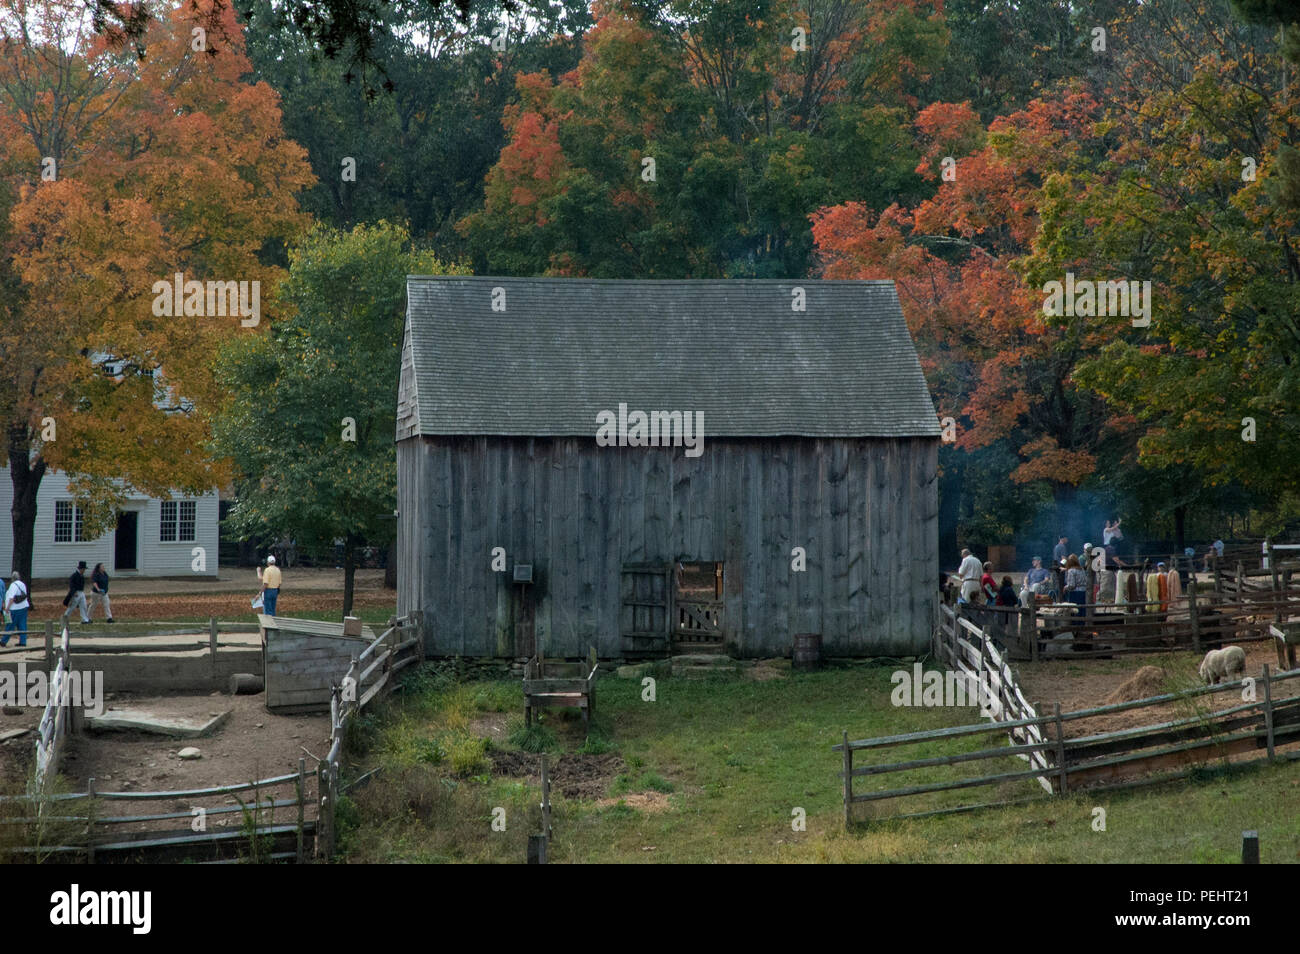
[1105,665,1167,704]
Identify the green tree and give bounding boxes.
[212,222,466,614]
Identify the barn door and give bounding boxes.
[673,561,724,652]
[620,564,672,656]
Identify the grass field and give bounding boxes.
[338,663,1300,864]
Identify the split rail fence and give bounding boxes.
[836,608,1300,826]
[2,613,422,863]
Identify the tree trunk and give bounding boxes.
[7,425,45,582]
[342,533,357,618]
[1173,504,1186,555]
[383,541,396,590]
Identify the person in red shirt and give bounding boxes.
[980,562,997,603]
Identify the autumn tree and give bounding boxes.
[1027,0,1300,538]
[0,0,313,580]
[813,90,1119,550]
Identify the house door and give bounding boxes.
[620,564,672,656]
[114,511,138,571]
[673,561,724,652]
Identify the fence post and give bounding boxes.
[1187,576,1201,655]
[1023,605,1037,662]
[1269,543,1283,625]
[540,753,551,841]
[842,729,852,830]
[296,757,307,864]
[1262,664,1274,761]
[1242,830,1260,864]
[86,776,96,865]
[1053,703,1068,795]
[209,617,219,678]
[44,620,54,672]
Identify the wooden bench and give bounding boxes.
[523,652,597,733]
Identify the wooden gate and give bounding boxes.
[673,561,724,652]
[674,599,724,649]
[620,564,672,656]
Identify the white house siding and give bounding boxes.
[0,469,219,578]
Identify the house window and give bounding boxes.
[54,501,86,543]
[160,500,197,542]
[179,500,196,541]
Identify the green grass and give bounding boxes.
[340,663,1300,864]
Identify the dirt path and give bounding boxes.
[60,693,330,830]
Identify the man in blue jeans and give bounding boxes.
[2,571,31,647]
[259,555,281,616]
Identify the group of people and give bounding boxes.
[1,560,113,643]
[57,560,115,625]
[958,516,1211,617]
[955,548,1019,607]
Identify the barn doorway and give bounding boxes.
[673,561,724,653]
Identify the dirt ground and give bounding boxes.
[21,568,394,623]
[58,692,330,828]
[1016,640,1300,740]
[488,750,626,799]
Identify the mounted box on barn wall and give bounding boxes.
[396,277,941,660]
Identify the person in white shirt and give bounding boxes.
[957,548,983,604]
[2,571,32,647]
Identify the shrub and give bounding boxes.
[508,721,558,753]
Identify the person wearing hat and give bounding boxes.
[258,555,282,616]
[62,560,91,625]
[1,571,31,646]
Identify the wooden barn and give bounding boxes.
[396,277,940,660]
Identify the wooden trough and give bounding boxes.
[523,651,597,733]
[260,615,376,714]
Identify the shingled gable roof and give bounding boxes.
[398,277,941,440]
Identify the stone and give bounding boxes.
[178,747,202,760]
[3,706,22,715]
[88,707,230,739]
[616,663,654,679]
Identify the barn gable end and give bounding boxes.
[397,278,940,659]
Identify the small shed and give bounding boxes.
[396,278,940,659]
[260,615,375,713]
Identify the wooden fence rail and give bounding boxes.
[30,626,71,806]
[5,613,423,863]
[842,614,1300,825]
[315,611,423,860]
[2,763,320,863]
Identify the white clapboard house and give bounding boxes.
[0,469,219,579]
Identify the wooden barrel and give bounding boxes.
[792,632,822,670]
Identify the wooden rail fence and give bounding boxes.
[31,626,72,805]
[839,615,1300,825]
[315,612,422,859]
[4,613,422,863]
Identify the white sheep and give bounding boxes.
[1199,646,1247,685]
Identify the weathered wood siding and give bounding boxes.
[397,436,937,658]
